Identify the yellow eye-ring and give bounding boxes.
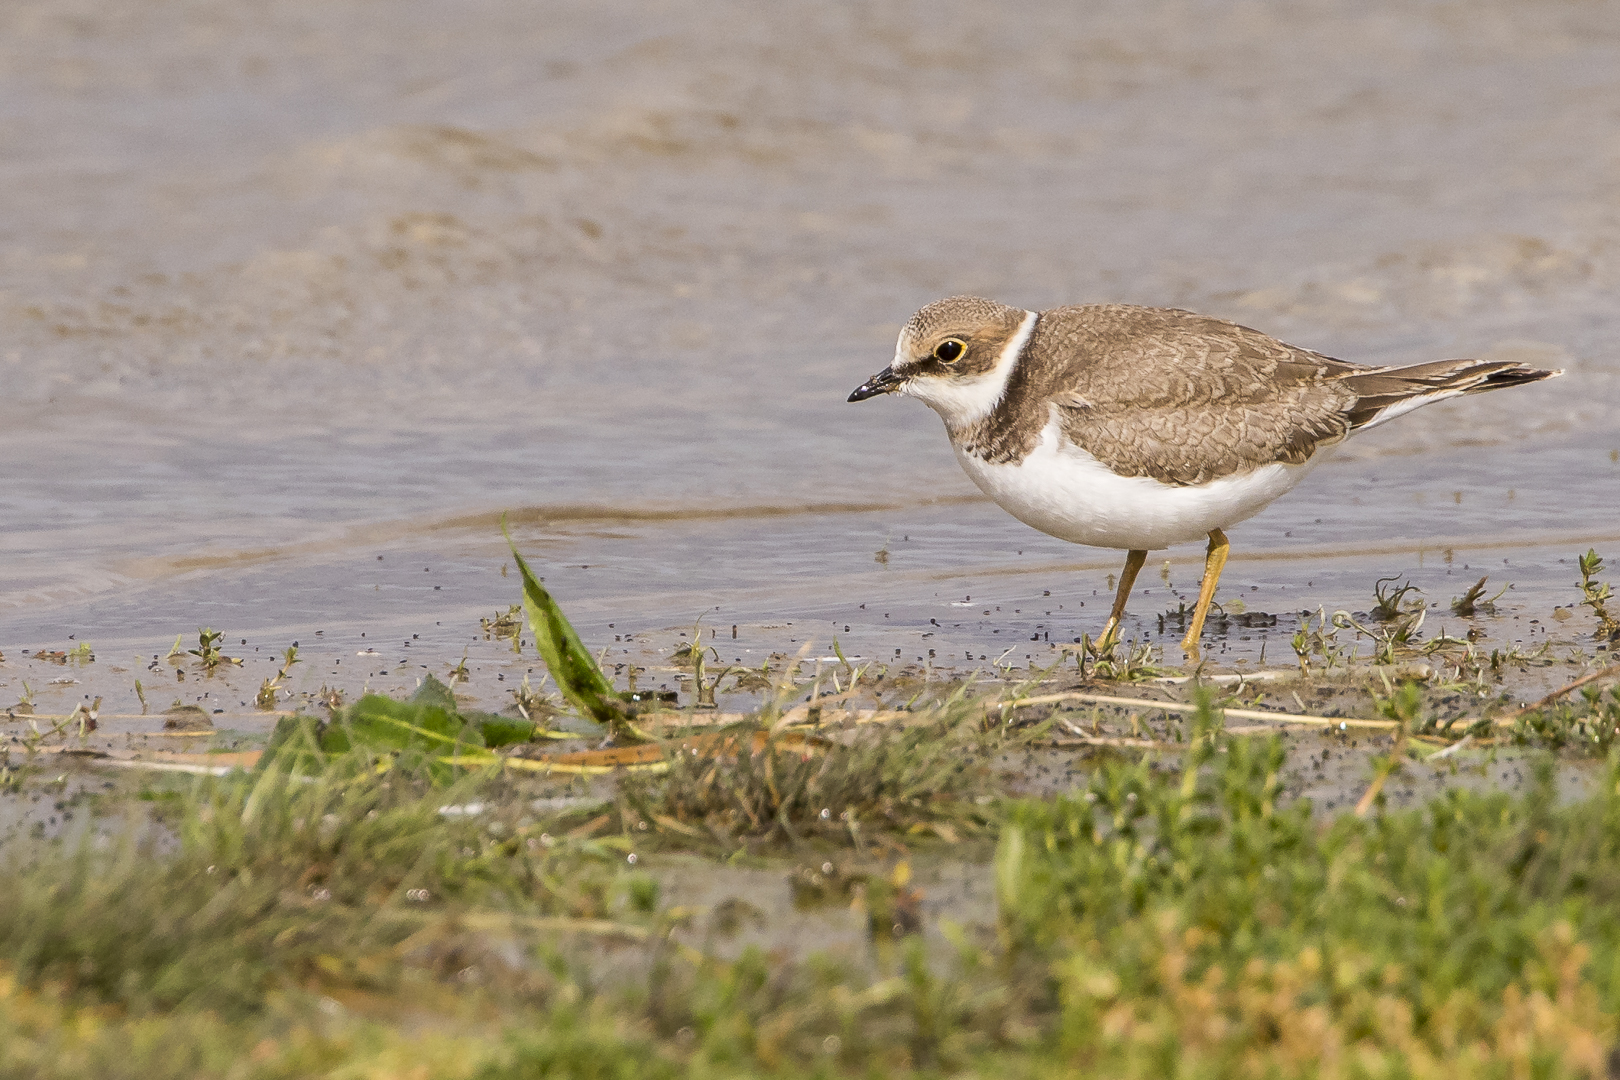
[933,339,966,363]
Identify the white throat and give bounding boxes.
[902,309,1037,426]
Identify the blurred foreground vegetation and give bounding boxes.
[4,697,1620,1079]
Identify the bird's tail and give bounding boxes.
[1341,358,1562,432]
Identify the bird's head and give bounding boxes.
[848,296,1034,425]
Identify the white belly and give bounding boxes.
[952,417,1321,550]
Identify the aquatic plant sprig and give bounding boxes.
[480,603,524,651]
[186,627,241,672]
[1332,606,1425,665]
[1070,629,1165,682]
[1449,574,1507,616]
[1289,605,1347,675]
[255,645,301,709]
[673,618,737,708]
[1577,549,1619,641]
[9,680,37,717]
[1511,682,1620,755]
[1371,575,1423,621]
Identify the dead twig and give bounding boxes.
[1053,715,1170,748]
[1051,735,1171,749]
[1492,663,1620,726]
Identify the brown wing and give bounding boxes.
[1033,305,1363,486]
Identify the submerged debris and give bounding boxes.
[162,704,213,732]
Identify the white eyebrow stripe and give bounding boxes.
[897,309,1038,425]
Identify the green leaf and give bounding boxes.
[256,675,535,784]
[468,711,539,749]
[409,673,460,713]
[503,522,623,728]
[325,692,479,755]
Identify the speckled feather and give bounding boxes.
[982,304,1358,485]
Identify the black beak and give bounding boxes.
[848,366,905,402]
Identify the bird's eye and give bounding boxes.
[933,339,966,363]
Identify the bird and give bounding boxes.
[848,296,1561,656]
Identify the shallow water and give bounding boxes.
[2,0,1617,706]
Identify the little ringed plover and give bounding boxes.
[848,296,1561,655]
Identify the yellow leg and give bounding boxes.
[1100,549,1148,642]
[1180,529,1230,653]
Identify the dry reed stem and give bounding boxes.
[3,711,296,723]
[999,691,1400,730]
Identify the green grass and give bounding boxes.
[618,694,1015,855]
[0,753,632,1020]
[1000,701,1617,1077]
[5,692,1620,1078]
